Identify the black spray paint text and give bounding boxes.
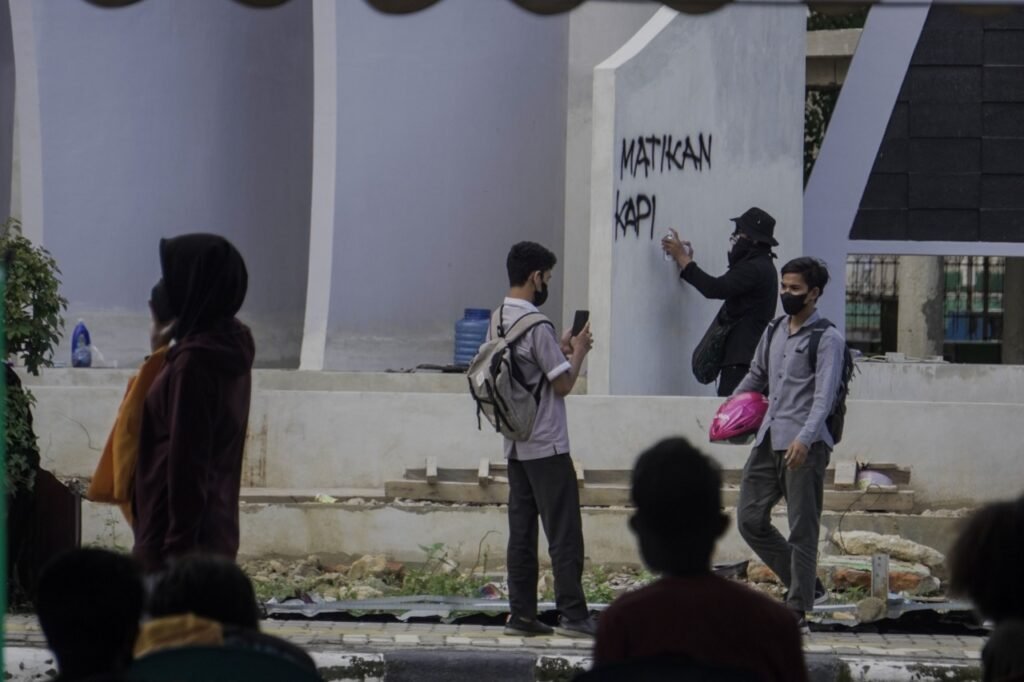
[615,191,656,240]
[619,133,712,181]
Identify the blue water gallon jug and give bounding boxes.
[454,308,490,366]
[71,319,92,368]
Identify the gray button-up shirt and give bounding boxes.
[734,310,846,450]
[490,298,572,461]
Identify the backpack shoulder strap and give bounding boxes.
[763,315,786,371]
[503,311,552,344]
[490,306,505,339]
[766,315,786,339]
[807,318,836,372]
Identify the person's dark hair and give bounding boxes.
[949,496,1024,622]
[630,438,728,575]
[781,257,830,294]
[148,555,260,630]
[506,241,557,287]
[35,548,144,680]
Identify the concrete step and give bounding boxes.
[81,491,964,567]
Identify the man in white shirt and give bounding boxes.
[496,241,595,638]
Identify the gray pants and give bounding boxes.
[506,454,588,621]
[737,430,830,613]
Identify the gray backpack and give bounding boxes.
[467,306,552,441]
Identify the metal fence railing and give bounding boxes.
[844,255,1005,358]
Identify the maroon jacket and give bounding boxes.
[132,319,255,572]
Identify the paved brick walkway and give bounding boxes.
[4,614,986,660]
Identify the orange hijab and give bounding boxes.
[87,346,169,523]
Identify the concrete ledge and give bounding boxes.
[82,496,963,565]
[34,383,1024,509]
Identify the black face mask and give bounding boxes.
[727,239,754,266]
[533,281,549,308]
[781,292,808,315]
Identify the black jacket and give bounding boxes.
[681,250,778,368]
[133,318,255,573]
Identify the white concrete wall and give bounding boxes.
[29,367,1023,510]
[852,361,1024,404]
[561,1,660,328]
[322,0,569,371]
[23,0,313,368]
[588,7,805,396]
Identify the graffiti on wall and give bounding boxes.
[615,133,712,241]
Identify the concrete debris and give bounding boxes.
[749,556,943,597]
[605,572,649,598]
[344,585,385,600]
[747,561,781,584]
[538,570,555,596]
[820,555,933,594]
[855,596,887,623]
[832,531,945,572]
[347,555,388,581]
[291,556,323,578]
[478,582,506,599]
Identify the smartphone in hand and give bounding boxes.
[571,310,590,337]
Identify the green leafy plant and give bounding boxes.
[832,584,869,604]
[2,218,68,375]
[582,565,616,605]
[807,7,868,31]
[2,217,68,496]
[397,543,489,597]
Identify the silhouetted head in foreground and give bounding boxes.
[949,495,1024,623]
[36,548,144,681]
[148,554,260,630]
[629,438,729,576]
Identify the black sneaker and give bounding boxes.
[813,578,829,605]
[555,615,597,639]
[794,613,811,636]
[504,616,554,637]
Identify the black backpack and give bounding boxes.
[765,316,856,444]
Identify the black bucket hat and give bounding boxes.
[731,207,778,246]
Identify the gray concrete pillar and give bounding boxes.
[897,255,945,359]
[1003,257,1024,365]
[0,0,14,221]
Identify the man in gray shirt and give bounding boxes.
[495,242,596,639]
[733,257,845,633]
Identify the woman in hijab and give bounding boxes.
[132,234,255,573]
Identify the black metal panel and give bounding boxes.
[861,174,908,209]
[909,139,981,173]
[983,66,1024,101]
[875,138,909,173]
[912,29,984,66]
[984,30,1024,65]
[982,138,1024,174]
[983,103,1024,136]
[979,210,1024,241]
[910,66,982,103]
[850,6,1024,243]
[884,102,910,139]
[982,175,1024,209]
[850,210,908,240]
[909,103,982,138]
[909,174,981,209]
[908,209,979,240]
